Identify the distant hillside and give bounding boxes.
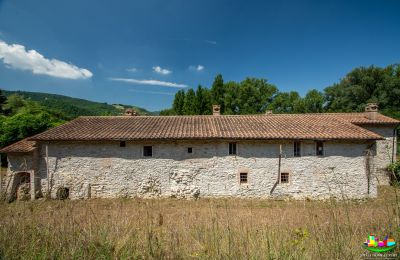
[3,90,154,119]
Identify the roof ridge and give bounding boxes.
[77,112,371,118]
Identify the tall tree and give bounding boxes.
[172,90,185,115]
[183,89,196,115]
[211,74,225,113]
[195,85,212,115]
[223,81,240,114]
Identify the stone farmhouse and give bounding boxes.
[0,104,398,200]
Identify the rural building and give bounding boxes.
[0,104,398,200]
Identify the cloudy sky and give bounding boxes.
[0,0,399,111]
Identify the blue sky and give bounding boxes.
[0,0,399,111]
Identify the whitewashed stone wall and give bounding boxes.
[35,140,377,200]
[1,154,34,199]
[364,126,397,185]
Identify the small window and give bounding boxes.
[294,141,301,157]
[316,141,324,156]
[229,142,237,155]
[280,172,289,184]
[143,146,153,157]
[187,147,193,153]
[120,141,126,147]
[240,172,248,184]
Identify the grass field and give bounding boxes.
[0,186,399,259]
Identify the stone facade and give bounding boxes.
[1,153,35,200]
[28,140,378,200]
[364,126,397,185]
[2,125,396,201]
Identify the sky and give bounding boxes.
[0,0,399,111]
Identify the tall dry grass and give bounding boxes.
[0,186,399,259]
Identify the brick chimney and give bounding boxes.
[365,103,378,120]
[213,105,221,116]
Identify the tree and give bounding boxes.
[303,89,325,113]
[183,89,196,115]
[0,99,64,149]
[268,91,303,113]
[3,94,26,115]
[0,89,6,115]
[324,64,400,114]
[236,78,278,114]
[195,85,212,115]
[172,90,185,115]
[211,74,225,113]
[223,81,240,114]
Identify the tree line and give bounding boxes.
[160,64,400,119]
[0,92,66,165]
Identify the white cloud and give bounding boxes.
[128,89,175,96]
[204,40,217,45]
[109,77,187,88]
[152,66,172,75]
[189,64,205,71]
[196,65,204,71]
[126,67,137,72]
[0,40,92,79]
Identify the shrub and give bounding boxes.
[388,161,400,185]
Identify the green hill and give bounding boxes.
[2,90,154,119]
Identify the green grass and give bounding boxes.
[0,186,399,259]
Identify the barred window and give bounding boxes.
[280,172,289,184]
[188,147,193,153]
[240,172,248,184]
[119,141,126,147]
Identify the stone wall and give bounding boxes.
[35,140,376,200]
[1,153,34,200]
[364,126,397,185]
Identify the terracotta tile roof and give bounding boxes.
[324,112,399,125]
[27,114,387,142]
[0,138,36,153]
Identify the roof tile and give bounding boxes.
[27,113,389,142]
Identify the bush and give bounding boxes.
[388,161,400,185]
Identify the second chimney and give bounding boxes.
[213,105,221,116]
[365,103,378,120]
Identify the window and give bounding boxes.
[316,141,324,156]
[119,141,126,147]
[294,141,301,157]
[240,172,248,184]
[187,147,193,153]
[280,172,289,184]
[229,142,237,155]
[143,146,153,157]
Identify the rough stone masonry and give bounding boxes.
[0,104,398,200]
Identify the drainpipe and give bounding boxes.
[269,144,282,195]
